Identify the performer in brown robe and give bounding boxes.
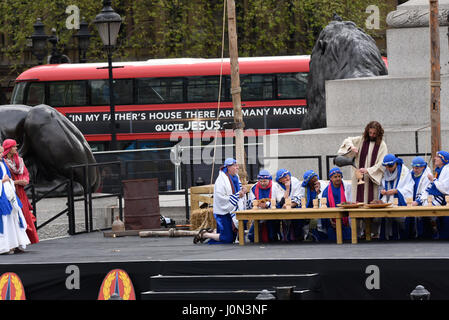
[337,121,388,238]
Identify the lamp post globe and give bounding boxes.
[93,0,122,49]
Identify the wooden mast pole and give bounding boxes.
[429,0,442,167]
[227,0,247,183]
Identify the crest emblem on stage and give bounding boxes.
[0,272,26,300]
[98,269,136,300]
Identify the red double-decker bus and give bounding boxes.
[11,56,310,151]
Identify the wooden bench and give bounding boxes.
[235,208,347,245]
[347,205,449,244]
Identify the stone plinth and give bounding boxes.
[326,75,449,128]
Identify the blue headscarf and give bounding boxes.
[382,154,403,167]
[224,158,237,167]
[275,169,291,191]
[301,170,319,208]
[257,169,272,180]
[329,167,343,179]
[301,170,318,188]
[411,156,427,168]
[221,158,240,193]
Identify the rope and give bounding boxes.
[209,0,227,188]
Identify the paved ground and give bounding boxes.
[34,193,188,240]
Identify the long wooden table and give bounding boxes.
[235,208,347,245]
[347,205,449,244]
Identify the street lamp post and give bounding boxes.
[93,0,122,151]
[30,18,49,65]
[30,17,89,65]
[74,18,92,63]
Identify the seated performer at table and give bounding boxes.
[407,157,432,238]
[0,146,30,255]
[420,151,449,239]
[299,170,326,241]
[246,169,279,242]
[272,169,302,242]
[321,167,352,241]
[378,154,413,240]
[193,158,247,244]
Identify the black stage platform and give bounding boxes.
[1,232,449,300]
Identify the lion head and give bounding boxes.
[305,20,388,129]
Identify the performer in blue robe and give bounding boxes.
[321,168,352,241]
[247,170,279,242]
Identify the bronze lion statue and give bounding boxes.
[305,18,388,129]
[0,104,100,197]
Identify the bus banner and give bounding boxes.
[64,104,308,135]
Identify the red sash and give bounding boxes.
[254,181,272,199]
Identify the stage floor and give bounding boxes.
[2,231,449,264]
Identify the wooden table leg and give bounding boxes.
[254,220,259,243]
[335,218,343,244]
[239,220,245,245]
[365,218,371,241]
[351,217,358,244]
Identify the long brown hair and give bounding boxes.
[363,121,384,145]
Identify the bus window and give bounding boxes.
[90,79,133,105]
[277,72,308,99]
[49,81,87,107]
[137,78,183,104]
[187,76,227,102]
[11,82,26,104]
[26,82,45,106]
[241,74,274,100]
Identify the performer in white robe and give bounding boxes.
[405,157,432,238]
[0,147,30,254]
[378,154,413,240]
[337,121,388,239]
[420,151,449,239]
[193,158,246,244]
[272,169,302,241]
[337,121,388,203]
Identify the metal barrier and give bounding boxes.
[27,180,73,231]
[68,161,123,235]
